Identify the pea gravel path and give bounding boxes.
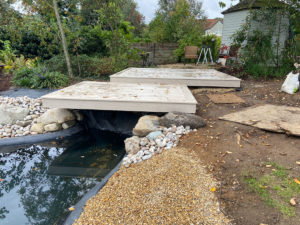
[74,147,231,225]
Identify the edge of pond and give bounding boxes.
[0,125,84,153]
[62,155,124,225]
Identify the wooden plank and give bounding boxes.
[110,68,241,87]
[41,81,197,113]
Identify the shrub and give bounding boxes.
[12,66,69,89]
[33,71,69,89]
[12,67,36,88]
[44,54,128,78]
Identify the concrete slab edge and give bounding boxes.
[62,156,124,225]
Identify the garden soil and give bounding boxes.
[179,79,300,225]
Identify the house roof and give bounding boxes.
[204,18,223,30]
[222,0,285,15]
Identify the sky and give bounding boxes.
[136,0,239,23]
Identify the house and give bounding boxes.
[204,19,223,36]
[221,0,289,50]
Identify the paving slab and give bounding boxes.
[41,81,197,113]
[219,104,300,136]
[110,68,241,87]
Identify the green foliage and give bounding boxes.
[146,15,167,43]
[148,0,205,43]
[0,40,38,73]
[69,25,107,56]
[0,16,61,60]
[12,67,37,88]
[12,66,69,89]
[231,7,295,78]
[45,54,131,78]
[33,71,69,89]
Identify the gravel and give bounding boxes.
[74,147,232,225]
[0,96,47,138]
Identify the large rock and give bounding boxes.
[62,120,76,129]
[38,108,75,125]
[0,105,29,125]
[124,136,140,155]
[30,123,45,134]
[133,115,160,137]
[160,112,206,129]
[146,131,163,141]
[44,123,62,132]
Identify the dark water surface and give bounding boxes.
[0,130,126,225]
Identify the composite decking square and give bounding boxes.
[110,68,241,87]
[41,81,197,113]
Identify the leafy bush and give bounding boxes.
[0,40,38,73]
[45,54,128,78]
[237,30,294,78]
[12,67,36,88]
[12,66,69,89]
[230,8,295,78]
[0,17,60,60]
[33,71,69,89]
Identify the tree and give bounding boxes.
[21,0,74,77]
[53,0,73,77]
[157,0,205,19]
[148,0,205,43]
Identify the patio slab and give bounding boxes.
[110,68,241,87]
[41,81,197,113]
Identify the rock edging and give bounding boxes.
[123,113,206,168]
[0,96,83,139]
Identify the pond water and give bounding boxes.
[0,130,126,225]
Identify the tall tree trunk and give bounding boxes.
[53,0,73,78]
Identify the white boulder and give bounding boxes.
[0,105,29,125]
[38,108,75,125]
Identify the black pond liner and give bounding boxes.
[60,156,124,225]
[0,125,84,154]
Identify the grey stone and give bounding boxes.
[124,136,140,155]
[146,131,163,141]
[38,108,75,125]
[44,123,62,132]
[142,155,152,161]
[24,115,32,121]
[30,123,45,134]
[139,137,149,146]
[16,120,32,127]
[0,105,29,125]
[23,131,30,136]
[160,112,206,129]
[133,115,160,137]
[62,120,76,129]
[74,111,84,121]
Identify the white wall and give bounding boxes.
[206,21,223,36]
[222,10,249,46]
[222,9,289,53]
[250,13,290,53]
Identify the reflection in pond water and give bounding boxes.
[0,130,126,225]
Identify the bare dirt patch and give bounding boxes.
[179,79,300,225]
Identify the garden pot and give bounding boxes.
[0,75,12,91]
[219,58,227,66]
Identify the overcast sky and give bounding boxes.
[136,0,239,23]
